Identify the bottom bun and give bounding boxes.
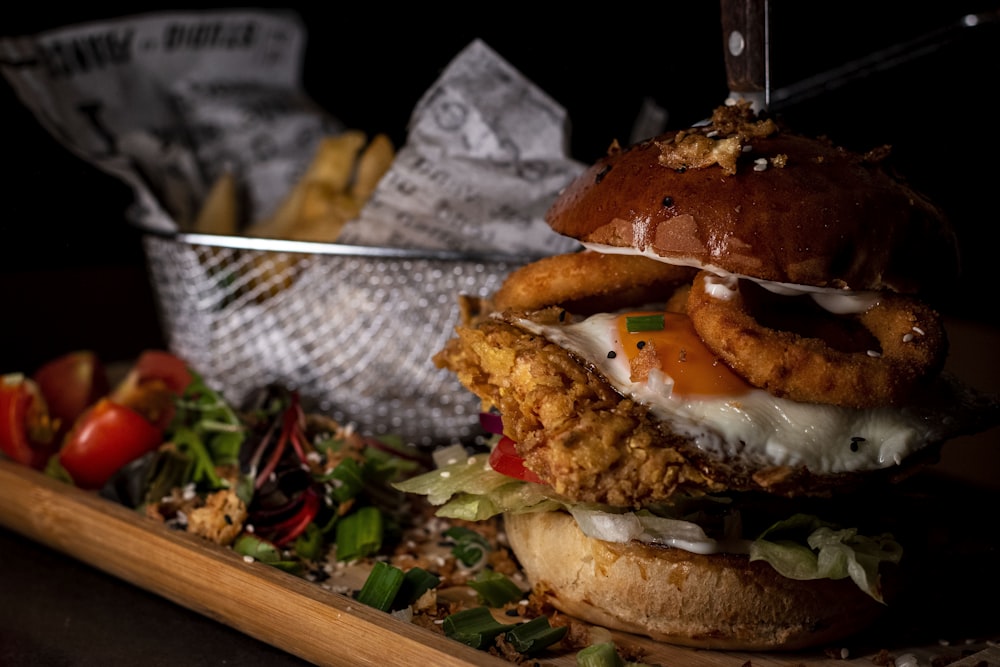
[504,510,888,651]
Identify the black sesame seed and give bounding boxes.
[558,309,567,322]
[636,341,646,350]
[595,165,612,183]
[607,350,617,359]
[662,196,674,207]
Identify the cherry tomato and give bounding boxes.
[488,435,544,484]
[111,350,192,429]
[32,350,110,439]
[58,398,163,490]
[0,374,57,469]
[130,350,193,395]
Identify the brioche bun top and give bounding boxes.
[545,104,958,295]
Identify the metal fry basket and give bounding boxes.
[141,231,526,446]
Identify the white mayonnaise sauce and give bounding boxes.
[583,241,881,315]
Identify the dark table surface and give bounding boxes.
[0,525,311,666]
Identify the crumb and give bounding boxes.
[655,100,779,175]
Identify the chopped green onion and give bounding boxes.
[232,534,300,573]
[576,642,624,667]
[467,569,523,607]
[442,607,514,649]
[324,456,364,503]
[444,525,490,566]
[504,615,567,654]
[356,561,405,611]
[335,505,383,561]
[576,641,655,667]
[395,567,440,608]
[625,314,665,333]
[292,522,324,560]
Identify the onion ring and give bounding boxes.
[686,271,947,408]
[493,250,696,313]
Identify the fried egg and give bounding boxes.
[512,309,957,475]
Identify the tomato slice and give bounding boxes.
[32,350,110,438]
[58,398,164,490]
[488,435,544,484]
[0,374,57,469]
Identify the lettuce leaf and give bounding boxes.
[392,453,559,519]
[749,513,902,601]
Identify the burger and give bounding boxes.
[397,102,1000,651]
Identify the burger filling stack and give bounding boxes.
[397,102,1000,651]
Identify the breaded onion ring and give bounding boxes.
[686,271,947,408]
[493,250,696,313]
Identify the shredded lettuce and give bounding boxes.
[392,453,559,519]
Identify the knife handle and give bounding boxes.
[720,0,769,108]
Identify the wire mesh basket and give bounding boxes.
[141,231,526,447]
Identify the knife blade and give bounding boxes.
[720,0,770,111]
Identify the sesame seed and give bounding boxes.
[243,555,255,564]
[439,471,451,478]
[753,160,768,172]
[706,130,719,138]
[662,196,674,207]
[636,341,646,350]
[867,350,882,358]
[902,333,914,342]
[607,350,617,359]
[912,326,925,335]
[742,144,753,152]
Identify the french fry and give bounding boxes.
[248,130,368,241]
[351,133,394,201]
[186,129,396,302]
[192,170,239,235]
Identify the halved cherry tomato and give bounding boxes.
[488,435,544,484]
[32,350,110,439]
[58,398,164,490]
[0,374,57,469]
[129,350,193,395]
[111,350,193,429]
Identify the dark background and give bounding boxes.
[3,2,999,374]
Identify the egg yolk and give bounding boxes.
[615,311,751,397]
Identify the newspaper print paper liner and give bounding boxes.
[143,233,520,446]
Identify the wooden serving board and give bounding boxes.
[1,459,997,667]
[1,318,997,666]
